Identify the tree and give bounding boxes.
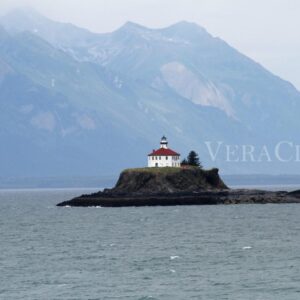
[187,150,202,168]
[181,158,188,166]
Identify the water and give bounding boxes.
[0,188,300,300]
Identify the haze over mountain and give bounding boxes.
[0,7,300,177]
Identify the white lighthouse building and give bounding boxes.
[148,136,181,167]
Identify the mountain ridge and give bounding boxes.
[0,8,300,176]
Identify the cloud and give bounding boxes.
[30,111,56,131]
[76,114,96,130]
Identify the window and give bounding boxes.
[166,156,168,160]
[152,156,154,160]
[159,156,161,160]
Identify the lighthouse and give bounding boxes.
[160,136,168,148]
[148,136,181,167]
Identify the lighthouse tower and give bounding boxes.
[148,136,181,167]
[160,136,168,149]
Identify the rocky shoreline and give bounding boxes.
[56,167,300,207]
[57,189,300,207]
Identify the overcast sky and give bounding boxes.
[1,0,300,90]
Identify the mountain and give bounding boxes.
[0,7,100,48]
[0,8,300,177]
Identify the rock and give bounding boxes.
[110,167,228,194]
[56,167,300,207]
[287,190,300,198]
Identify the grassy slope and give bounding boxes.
[123,166,200,174]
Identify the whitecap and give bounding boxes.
[170,255,180,260]
[242,246,252,250]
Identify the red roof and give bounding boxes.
[148,148,180,156]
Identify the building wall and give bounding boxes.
[148,155,181,167]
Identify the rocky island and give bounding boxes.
[57,167,300,207]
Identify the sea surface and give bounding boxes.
[0,187,300,300]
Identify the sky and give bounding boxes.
[0,0,300,90]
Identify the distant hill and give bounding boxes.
[0,7,300,177]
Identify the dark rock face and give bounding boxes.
[56,167,300,207]
[110,167,228,194]
[57,189,300,207]
[287,190,300,198]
